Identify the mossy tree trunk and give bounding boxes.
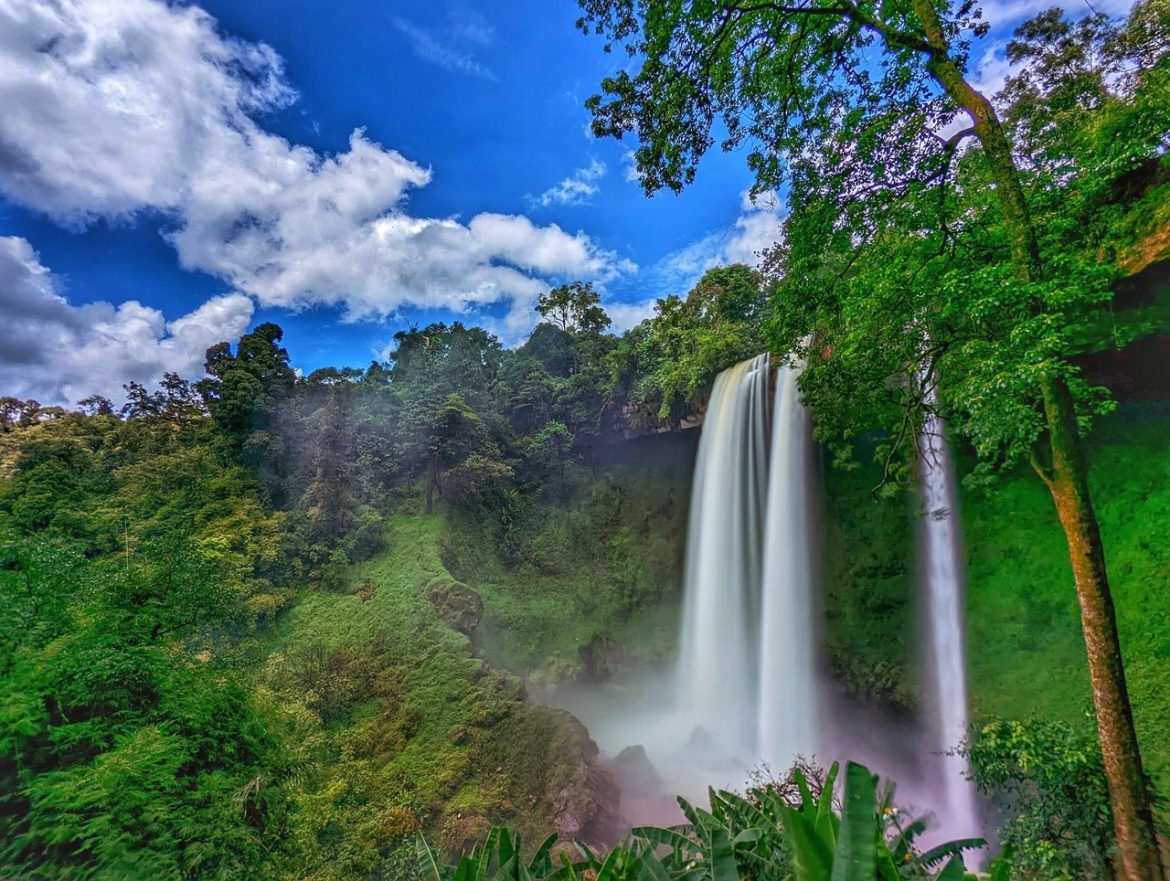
[1038,375,1162,881]
[910,4,1164,876]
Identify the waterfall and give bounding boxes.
[918,407,979,839]
[677,354,770,753]
[578,353,983,834]
[759,359,818,769]
[677,354,818,767]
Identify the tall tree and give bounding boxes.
[199,323,297,498]
[537,281,613,334]
[576,2,1167,876]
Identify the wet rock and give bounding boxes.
[614,744,662,791]
[542,709,623,845]
[686,725,717,755]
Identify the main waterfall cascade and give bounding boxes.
[677,354,772,754]
[676,353,819,768]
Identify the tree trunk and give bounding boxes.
[1039,375,1162,881]
[425,455,438,514]
[906,3,1164,875]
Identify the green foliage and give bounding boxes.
[609,265,771,424]
[819,447,917,709]
[415,762,990,881]
[416,827,568,881]
[199,323,296,473]
[963,719,1113,880]
[538,281,612,335]
[440,462,687,681]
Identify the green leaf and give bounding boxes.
[708,826,740,881]
[781,807,833,881]
[830,762,877,881]
[935,856,967,881]
[918,838,987,867]
[415,833,448,881]
[528,833,559,874]
[988,845,1015,881]
[632,825,697,855]
[815,762,841,848]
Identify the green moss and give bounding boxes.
[962,404,1170,784]
[820,448,918,709]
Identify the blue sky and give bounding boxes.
[0,0,1133,404]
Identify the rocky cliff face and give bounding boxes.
[1077,257,1170,401]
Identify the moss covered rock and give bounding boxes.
[428,577,484,635]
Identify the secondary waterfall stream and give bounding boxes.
[918,405,979,839]
[758,360,817,769]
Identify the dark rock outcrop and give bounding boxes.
[541,709,623,845]
[428,578,484,635]
[613,744,663,793]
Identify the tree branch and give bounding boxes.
[727,0,934,54]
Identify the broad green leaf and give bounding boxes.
[830,762,877,881]
[781,807,833,881]
[707,826,740,881]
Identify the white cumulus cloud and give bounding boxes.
[0,0,632,341]
[0,236,253,405]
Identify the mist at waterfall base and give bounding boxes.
[554,355,984,845]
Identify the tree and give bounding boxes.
[609,264,770,424]
[199,324,297,499]
[77,395,114,417]
[536,281,612,334]
[965,719,1114,880]
[0,398,41,432]
[424,393,492,514]
[576,2,1165,876]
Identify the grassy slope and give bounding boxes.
[962,404,1170,781]
[257,514,608,877]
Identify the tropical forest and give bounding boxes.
[1,0,1168,879]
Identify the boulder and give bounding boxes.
[613,744,662,792]
[428,578,484,635]
[542,709,623,845]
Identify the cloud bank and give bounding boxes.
[0,236,253,405]
[0,0,633,354]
